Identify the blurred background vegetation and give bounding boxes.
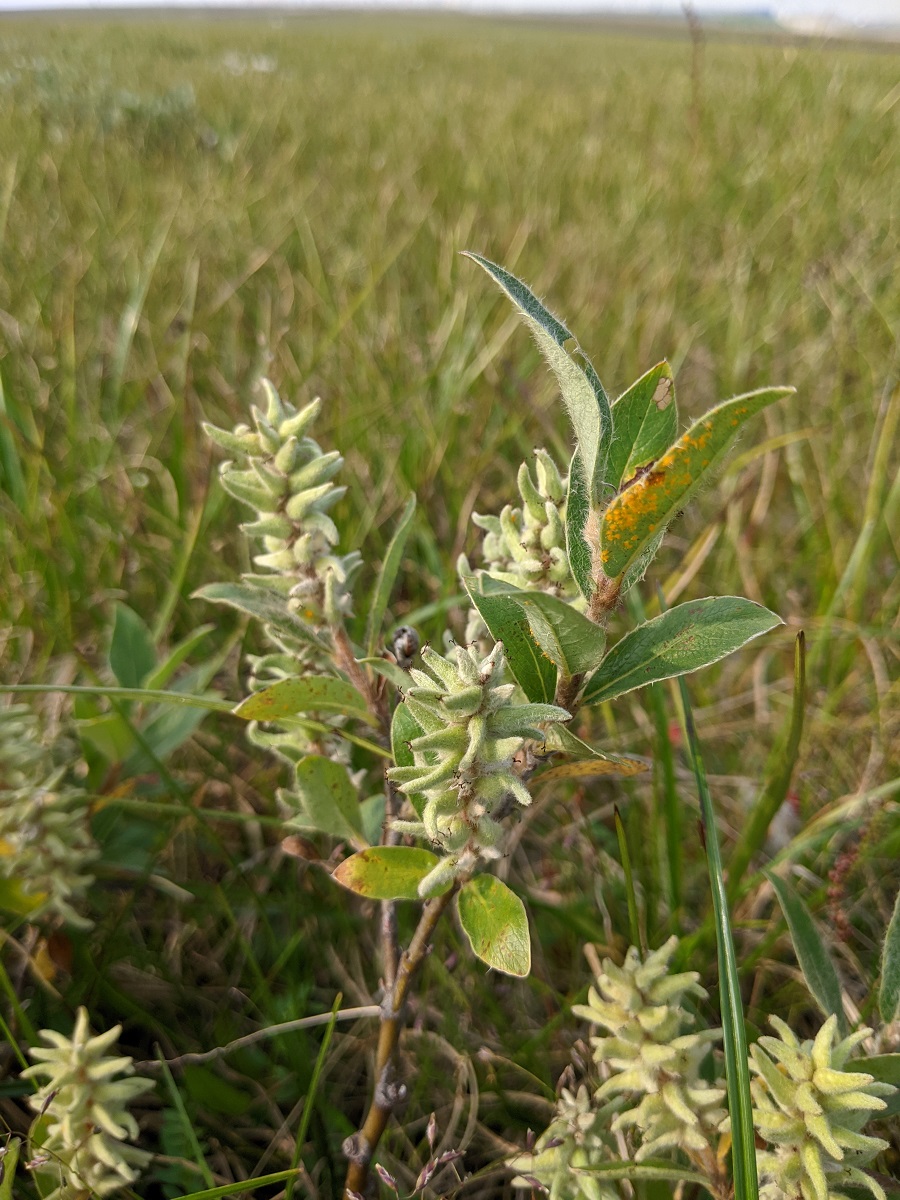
[0,13,897,1196]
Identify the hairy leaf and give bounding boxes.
[463,576,556,703]
[565,448,594,600]
[465,253,612,501]
[333,847,448,900]
[582,596,781,706]
[291,754,364,843]
[600,387,794,580]
[234,677,375,726]
[457,874,530,977]
[607,361,678,490]
[194,581,329,651]
[488,588,606,677]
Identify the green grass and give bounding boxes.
[0,12,897,1198]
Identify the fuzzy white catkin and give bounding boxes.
[22,1007,153,1200]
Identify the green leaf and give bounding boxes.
[854,1055,900,1117]
[233,677,375,726]
[766,870,846,1033]
[144,624,215,691]
[365,493,416,656]
[168,1168,302,1200]
[332,846,447,900]
[600,386,794,580]
[76,711,137,764]
[358,656,411,690]
[607,361,678,490]
[535,715,648,772]
[565,449,594,600]
[572,1160,708,1185]
[463,575,556,703]
[457,874,531,977]
[878,886,900,1022]
[488,588,606,678]
[464,252,612,502]
[678,676,758,1200]
[390,702,427,818]
[193,581,329,651]
[582,596,782,706]
[109,602,157,689]
[0,1136,21,1200]
[290,754,364,842]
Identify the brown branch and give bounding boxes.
[343,883,460,1199]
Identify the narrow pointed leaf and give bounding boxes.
[600,386,794,579]
[565,448,595,600]
[573,1160,707,1185]
[465,252,612,500]
[678,677,758,1200]
[291,754,365,842]
[457,874,530,977]
[540,723,648,775]
[144,624,215,691]
[582,596,782,706]
[878,886,900,1022]
[766,870,846,1033]
[463,576,556,703]
[234,677,376,726]
[488,588,607,677]
[365,493,416,656]
[607,361,679,490]
[109,603,157,689]
[194,581,329,651]
[332,847,448,899]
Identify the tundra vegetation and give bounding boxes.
[0,13,897,1200]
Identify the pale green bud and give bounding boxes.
[22,1007,153,1200]
[751,1014,895,1200]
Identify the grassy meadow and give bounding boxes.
[0,11,898,1197]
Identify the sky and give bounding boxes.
[3,0,900,25]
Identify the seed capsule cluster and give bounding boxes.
[23,1007,152,1200]
[388,642,568,896]
[750,1014,894,1200]
[204,379,361,627]
[571,937,728,1161]
[461,449,577,594]
[204,380,360,773]
[508,1085,621,1200]
[0,704,97,929]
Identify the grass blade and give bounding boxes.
[285,995,342,1200]
[728,631,806,900]
[614,806,642,953]
[879,887,900,1022]
[365,493,416,657]
[678,676,758,1200]
[174,1168,303,1200]
[765,870,846,1034]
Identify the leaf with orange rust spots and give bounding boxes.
[332,847,450,900]
[607,361,679,491]
[600,387,794,580]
